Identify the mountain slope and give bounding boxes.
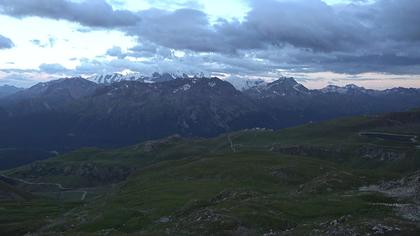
[0,85,23,98]
[2,110,420,235]
[67,77,269,146]
[0,77,271,151]
[245,77,420,127]
[0,77,99,115]
[245,77,310,98]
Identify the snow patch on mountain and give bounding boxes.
[173,84,192,93]
[208,82,216,88]
[182,84,191,91]
[89,73,145,84]
[224,77,267,91]
[320,84,369,94]
[88,72,181,84]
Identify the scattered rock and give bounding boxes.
[370,223,399,234]
[158,216,171,223]
[360,146,406,161]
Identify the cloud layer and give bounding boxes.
[110,0,420,76]
[0,34,13,49]
[0,0,140,27]
[0,0,420,87]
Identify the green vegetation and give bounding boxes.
[1,110,420,235]
[0,199,79,235]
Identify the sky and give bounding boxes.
[0,0,419,89]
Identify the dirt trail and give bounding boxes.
[227,135,236,153]
[0,174,87,201]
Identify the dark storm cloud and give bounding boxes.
[0,34,14,49]
[73,0,420,75]
[122,1,412,54]
[123,0,369,54]
[125,8,225,52]
[1,0,420,77]
[106,46,127,59]
[0,0,140,27]
[128,43,159,58]
[240,0,367,52]
[369,0,420,41]
[124,8,263,53]
[233,0,420,74]
[128,42,175,59]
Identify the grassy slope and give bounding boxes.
[1,110,420,235]
[62,152,392,235]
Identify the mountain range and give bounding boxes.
[0,85,23,98]
[0,75,419,158]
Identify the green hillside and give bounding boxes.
[1,110,420,235]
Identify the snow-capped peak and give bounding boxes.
[88,72,182,84]
[224,77,267,91]
[344,84,364,90]
[320,84,368,94]
[88,73,146,84]
[320,85,346,94]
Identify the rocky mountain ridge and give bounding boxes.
[0,75,419,153]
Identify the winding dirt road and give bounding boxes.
[0,174,87,201]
